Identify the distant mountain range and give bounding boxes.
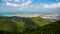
[4,14,60,21]
[0,11,60,16]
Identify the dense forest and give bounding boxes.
[0,16,60,34]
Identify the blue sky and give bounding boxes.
[0,0,59,4]
[0,0,60,15]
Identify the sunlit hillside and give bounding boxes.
[0,16,52,34]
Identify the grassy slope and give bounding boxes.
[0,17,60,34]
[0,16,51,32]
[31,17,51,26]
[40,21,60,34]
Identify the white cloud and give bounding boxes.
[21,0,32,6]
[2,0,60,13]
[6,2,20,7]
[57,2,60,7]
[43,4,50,8]
[14,0,20,2]
[43,2,60,8]
[6,2,12,6]
[5,0,32,7]
[19,0,32,10]
[43,4,57,8]
[25,0,32,5]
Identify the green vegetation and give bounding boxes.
[0,16,60,34]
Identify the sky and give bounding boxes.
[0,0,60,15]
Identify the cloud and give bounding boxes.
[5,0,60,11]
[0,0,60,14]
[43,2,60,8]
[21,0,32,6]
[3,0,33,10]
[19,0,32,10]
[4,1,60,13]
[5,0,32,7]
[6,2,20,7]
[57,2,60,7]
[14,0,20,2]
[43,4,57,8]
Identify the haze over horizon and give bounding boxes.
[0,0,60,16]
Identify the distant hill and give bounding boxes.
[0,16,52,34]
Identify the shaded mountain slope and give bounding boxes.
[0,16,60,34]
[40,20,60,34]
[0,16,51,32]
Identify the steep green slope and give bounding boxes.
[31,17,51,26]
[0,16,52,34]
[40,20,60,34]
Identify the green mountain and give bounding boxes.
[0,16,52,34]
[40,20,60,34]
